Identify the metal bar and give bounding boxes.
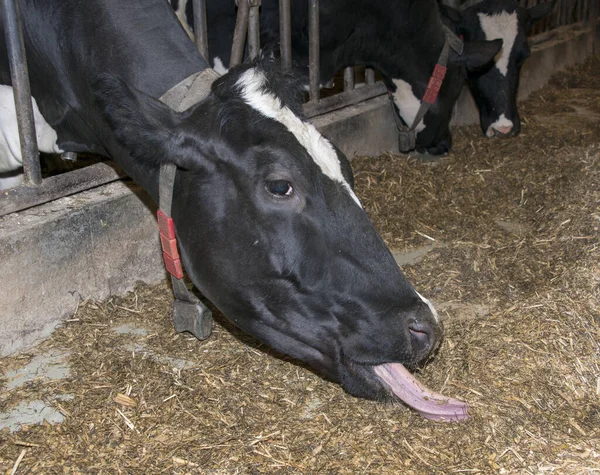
[303,82,387,118]
[343,66,355,91]
[0,161,126,216]
[308,0,320,101]
[365,68,375,85]
[2,0,42,185]
[230,0,250,67]
[248,0,261,60]
[279,0,292,70]
[192,0,210,62]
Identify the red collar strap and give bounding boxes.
[155,70,219,341]
[389,25,463,152]
[157,209,184,279]
[157,163,213,340]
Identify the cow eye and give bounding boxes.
[266,179,293,197]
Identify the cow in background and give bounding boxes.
[174,0,502,156]
[440,0,555,137]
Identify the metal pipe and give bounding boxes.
[192,0,210,62]
[343,66,355,91]
[279,0,292,70]
[365,68,375,85]
[2,0,42,185]
[308,0,320,101]
[230,0,250,67]
[248,0,261,60]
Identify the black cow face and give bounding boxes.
[384,36,502,155]
[442,0,555,138]
[95,60,466,418]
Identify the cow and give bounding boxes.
[174,0,503,156]
[440,0,555,137]
[0,85,63,189]
[0,0,468,420]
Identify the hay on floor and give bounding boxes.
[1,55,599,474]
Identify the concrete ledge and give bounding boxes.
[0,181,165,356]
[0,21,598,356]
[312,95,400,157]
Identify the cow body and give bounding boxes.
[0,0,467,417]
[179,0,502,155]
[440,0,555,137]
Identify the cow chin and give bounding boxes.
[337,345,440,401]
[416,130,452,156]
[215,302,441,403]
[338,357,393,400]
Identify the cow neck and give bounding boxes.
[153,68,219,339]
[389,25,464,152]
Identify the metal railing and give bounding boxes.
[222,0,389,118]
[0,0,125,216]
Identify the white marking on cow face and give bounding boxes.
[0,85,62,174]
[486,113,514,137]
[236,68,361,207]
[212,57,229,76]
[478,11,518,77]
[415,291,439,324]
[391,79,425,134]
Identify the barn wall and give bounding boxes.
[0,20,598,357]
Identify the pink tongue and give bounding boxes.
[373,363,470,422]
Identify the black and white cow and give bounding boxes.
[0,0,468,419]
[175,0,502,155]
[440,0,555,137]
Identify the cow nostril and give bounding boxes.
[408,321,437,356]
[495,125,513,135]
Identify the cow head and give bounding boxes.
[94,59,465,417]
[441,0,555,138]
[382,9,502,155]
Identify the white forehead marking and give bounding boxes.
[478,11,518,77]
[415,291,439,323]
[486,113,514,137]
[236,68,361,207]
[212,57,229,76]
[391,79,425,134]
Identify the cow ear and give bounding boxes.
[94,74,202,170]
[450,39,503,72]
[528,0,555,22]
